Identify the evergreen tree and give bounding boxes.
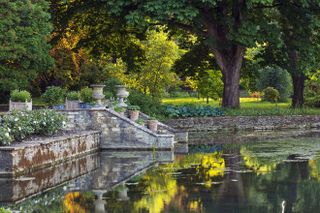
[0,0,53,101]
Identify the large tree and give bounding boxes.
[55,0,275,108]
[0,0,53,101]
[274,0,320,108]
[102,0,276,108]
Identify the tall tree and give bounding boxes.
[278,0,320,108]
[0,0,53,101]
[262,1,320,108]
[102,0,275,108]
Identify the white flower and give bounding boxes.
[14,118,19,122]
[5,132,10,137]
[7,128,11,132]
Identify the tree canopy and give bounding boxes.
[0,0,53,100]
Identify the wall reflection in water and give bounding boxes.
[3,136,320,213]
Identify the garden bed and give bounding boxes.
[0,130,100,177]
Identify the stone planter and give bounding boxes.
[129,110,140,121]
[9,99,32,111]
[147,120,158,132]
[115,85,129,107]
[65,100,80,110]
[91,84,105,108]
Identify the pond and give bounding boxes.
[2,131,320,213]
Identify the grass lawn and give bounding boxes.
[162,97,320,116]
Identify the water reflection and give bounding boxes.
[3,135,320,212]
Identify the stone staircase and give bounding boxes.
[62,108,188,152]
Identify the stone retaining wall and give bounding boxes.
[0,153,99,202]
[0,131,100,177]
[164,115,320,132]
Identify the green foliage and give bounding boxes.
[66,91,80,101]
[136,118,145,125]
[10,90,31,102]
[0,0,53,102]
[80,87,94,103]
[79,62,108,86]
[305,81,320,107]
[128,105,140,111]
[42,86,66,106]
[262,87,280,103]
[164,105,224,118]
[168,90,191,98]
[0,110,65,145]
[197,70,223,102]
[104,77,122,97]
[138,29,181,97]
[0,208,11,213]
[128,90,164,115]
[114,106,126,113]
[257,66,292,101]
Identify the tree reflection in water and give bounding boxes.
[7,137,320,212]
[108,138,320,213]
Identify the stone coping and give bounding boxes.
[164,115,320,132]
[0,130,101,151]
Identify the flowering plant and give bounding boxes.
[0,109,65,146]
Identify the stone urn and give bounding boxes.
[147,119,158,133]
[115,85,129,107]
[91,84,105,108]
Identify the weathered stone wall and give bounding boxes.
[164,115,320,132]
[61,109,175,150]
[0,131,100,177]
[0,153,99,202]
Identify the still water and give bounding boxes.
[2,131,320,213]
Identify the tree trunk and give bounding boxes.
[287,49,305,108]
[213,47,245,108]
[291,73,305,108]
[221,65,241,108]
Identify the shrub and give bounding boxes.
[305,81,320,107]
[249,91,262,100]
[169,90,190,98]
[0,109,65,145]
[114,106,126,113]
[104,77,122,97]
[66,91,80,101]
[257,66,292,102]
[128,105,140,111]
[164,105,225,118]
[31,110,65,135]
[0,208,11,213]
[262,87,280,103]
[80,87,94,103]
[42,86,66,106]
[0,126,13,145]
[10,90,31,102]
[128,90,164,115]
